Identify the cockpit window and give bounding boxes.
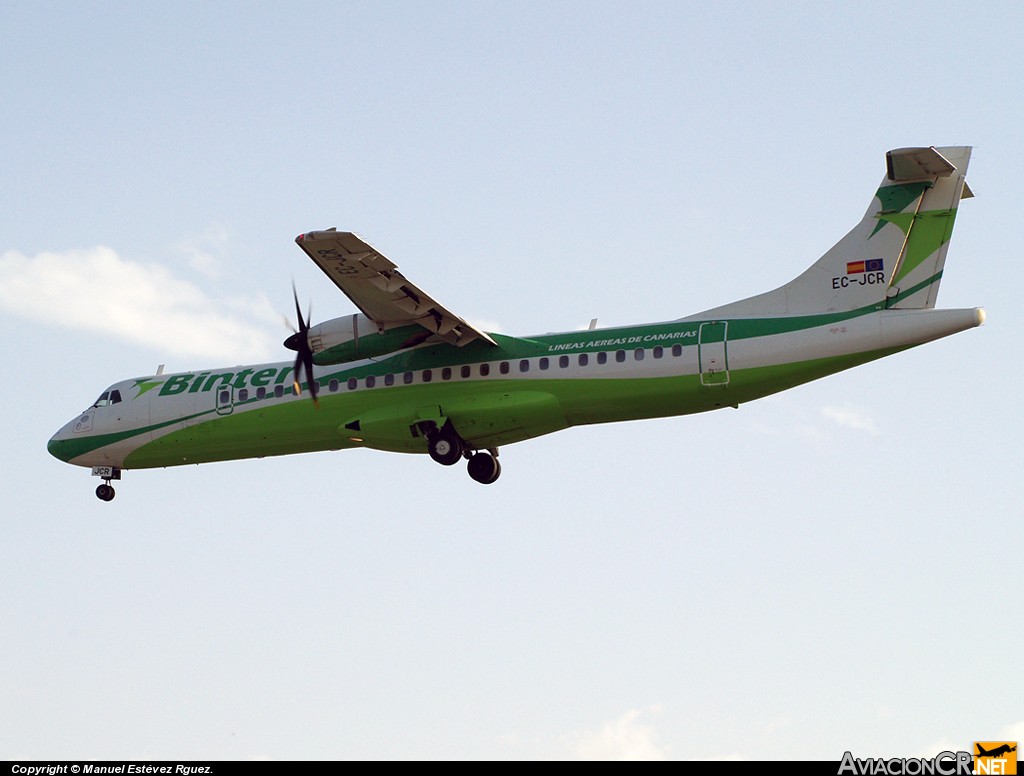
[92,389,123,408]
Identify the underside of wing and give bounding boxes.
[295,229,497,347]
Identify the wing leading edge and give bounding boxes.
[295,229,497,348]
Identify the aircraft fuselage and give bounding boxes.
[48,305,983,471]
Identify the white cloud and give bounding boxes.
[0,246,280,363]
[999,720,1024,741]
[174,223,232,279]
[913,739,962,759]
[567,706,670,761]
[820,405,881,436]
[914,721,1024,759]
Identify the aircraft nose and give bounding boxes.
[48,431,69,462]
[47,422,76,462]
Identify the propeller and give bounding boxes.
[283,283,319,407]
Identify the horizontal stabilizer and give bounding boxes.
[886,146,956,181]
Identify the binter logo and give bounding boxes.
[974,742,1017,775]
[155,366,297,397]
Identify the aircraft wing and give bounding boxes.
[295,229,497,347]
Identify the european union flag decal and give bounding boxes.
[847,258,884,274]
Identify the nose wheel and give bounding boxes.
[91,466,121,502]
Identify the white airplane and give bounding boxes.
[49,145,984,500]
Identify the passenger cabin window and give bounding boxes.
[672,344,683,357]
[422,369,432,383]
[274,385,284,398]
[499,362,510,375]
[404,371,414,384]
[347,377,357,390]
[366,375,376,388]
[441,367,452,381]
[329,379,339,393]
[257,387,267,400]
[634,348,645,361]
[539,357,549,370]
[653,346,663,359]
[385,373,395,386]
[461,365,471,378]
[219,390,230,404]
[615,350,626,363]
[559,355,569,368]
[597,352,608,365]
[519,360,529,373]
[238,388,249,402]
[579,354,589,366]
[480,363,491,376]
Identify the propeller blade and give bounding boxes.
[293,282,305,330]
[284,282,319,408]
[304,352,319,408]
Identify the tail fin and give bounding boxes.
[692,146,973,317]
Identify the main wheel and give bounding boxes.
[96,483,116,501]
[467,452,501,484]
[428,430,463,466]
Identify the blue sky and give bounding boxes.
[2,0,1021,760]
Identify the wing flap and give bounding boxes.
[295,229,497,347]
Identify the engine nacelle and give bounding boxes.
[305,314,429,365]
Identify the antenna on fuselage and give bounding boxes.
[589,318,598,330]
[156,364,165,375]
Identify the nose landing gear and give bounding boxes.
[91,466,121,502]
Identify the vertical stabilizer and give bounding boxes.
[689,146,972,318]
[882,146,972,309]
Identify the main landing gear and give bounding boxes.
[425,423,502,484]
[466,450,501,485]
